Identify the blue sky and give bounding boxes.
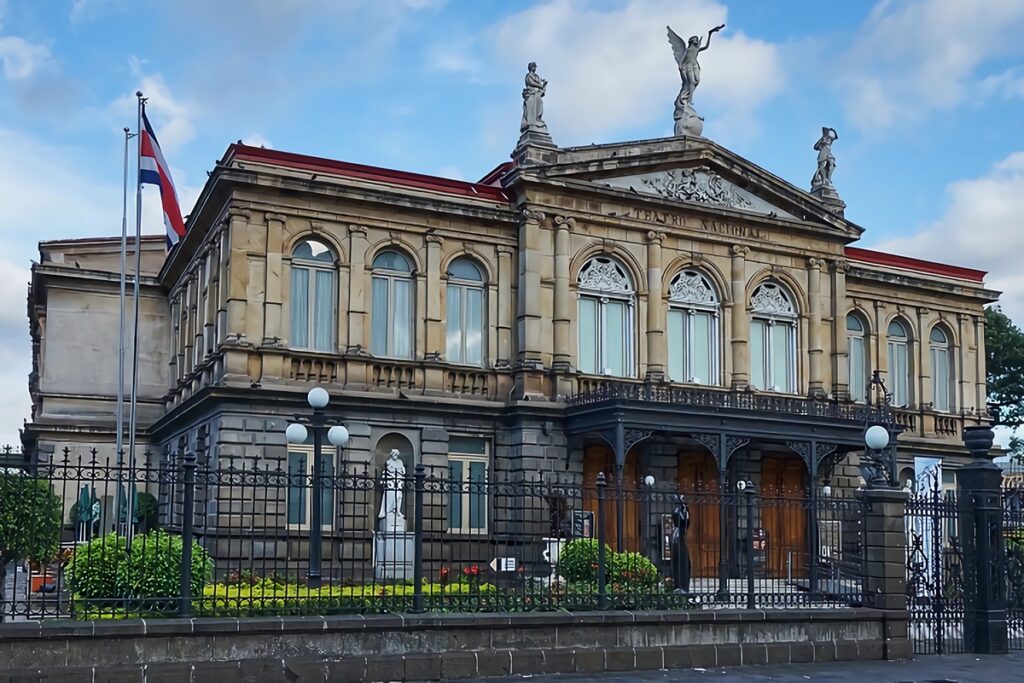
[2,0,1024,446]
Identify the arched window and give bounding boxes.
[289,239,336,351]
[887,319,911,406]
[445,258,485,366]
[847,313,868,402]
[371,250,414,359]
[930,326,953,412]
[667,269,719,385]
[577,256,634,376]
[749,282,796,393]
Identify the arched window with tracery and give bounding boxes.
[446,257,485,365]
[847,312,869,402]
[371,249,414,359]
[289,238,336,351]
[887,319,911,406]
[750,282,796,393]
[930,326,953,412]
[667,269,719,385]
[577,256,634,377]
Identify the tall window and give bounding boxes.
[577,256,634,376]
[667,269,719,385]
[447,436,488,535]
[749,282,796,393]
[290,239,336,351]
[446,258,485,365]
[286,447,335,529]
[847,313,868,402]
[887,319,911,406]
[371,250,414,359]
[930,326,953,412]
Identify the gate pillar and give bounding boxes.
[862,486,912,659]
[958,425,1008,655]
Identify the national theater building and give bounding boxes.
[25,67,998,556]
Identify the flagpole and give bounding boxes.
[115,127,133,470]
[126,91,146,549]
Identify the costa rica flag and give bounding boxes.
[140,111,186,248]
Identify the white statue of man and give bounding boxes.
[378,449,406,532]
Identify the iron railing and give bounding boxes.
[0,447,867,621]
[1004,472,1024,651]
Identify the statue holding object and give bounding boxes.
[670,499,692,592]
[667,24,725,137]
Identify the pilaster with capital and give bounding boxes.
[516,209,547,370]
[552,216,573,371]
[730,245,749,389]
[873,300,888,379]
[496,246,514,366]
[807,257,826,395]
[425,233,444,359]
[830,259,850,397]
[646,231,666,380]
[917,307,930,410]
[975,314,987,414]
[346,225,368,353]
[957,313,973,414]
[263,213,285,345]
[225,210,252,343]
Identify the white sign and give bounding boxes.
[489,557,516,573]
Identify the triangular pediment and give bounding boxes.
[510,136,863,240]
[598,167,797,220]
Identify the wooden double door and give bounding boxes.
[582,446,641,552]
[676,452,721,578]
[760,454,808,578]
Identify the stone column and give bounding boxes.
[957,313,971,413]
[873,301,888,378]
[425,233,444,360]
[916,307,930,410]
[861,486,913,660]
[807,257,825,397]
[346,225,368,353]
[831,259,850,398]
[975,314,987,415]
[516,209,546,370]
[552,216,573,372]
[263,213,286,345]
[496,246,514,367]
[225,209,252,342]
[729,246,749,389]
[645,231,666,381]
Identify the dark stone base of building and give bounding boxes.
[0,609,908,681]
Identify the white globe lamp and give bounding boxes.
[285,423,308,445]
[328,425,350,447]
[864,425,890,451]
[307,386,330,409]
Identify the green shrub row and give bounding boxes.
[556,539,661,588]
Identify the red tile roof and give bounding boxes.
[845,246,986,283]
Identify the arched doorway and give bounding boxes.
[582,445,640,552]
[676,451,720,578]
[760,453,808,578]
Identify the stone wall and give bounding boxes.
[0,608,907,682]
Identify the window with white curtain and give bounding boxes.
[445,258,485,366]
[576,256,634,377]
[286,445,336,529]
[887,319,911,407]
[289,239,336,352]
[847,313,868,402]
[371,250,415,359]
[930,326,953,412]
[667,269,719,385]
[749,282,797,393]
[446,436,489,535]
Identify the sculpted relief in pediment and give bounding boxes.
[598,168,795,219]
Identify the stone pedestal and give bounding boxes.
[374,531,414,581]
[860,486,913,660]
[673,102,704,137]
[811,184,846,216]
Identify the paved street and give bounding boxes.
[485,652,1024,682]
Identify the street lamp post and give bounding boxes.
[286,386,351,589]
[861,371,900,488]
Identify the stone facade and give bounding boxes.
[24,135,998,535]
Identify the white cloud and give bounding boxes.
[110,58,197,152]
[489,0,785,143]
[0,36,50,79]
[875,151,1024,322]
[840,0,1024,131]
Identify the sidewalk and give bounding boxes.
[484,652,1024,682]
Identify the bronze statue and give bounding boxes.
[670,499,691,592]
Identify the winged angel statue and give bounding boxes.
[667,24,724,136]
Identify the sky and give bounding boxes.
[1,0,1024,448]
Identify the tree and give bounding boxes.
[0,471,62,621]
[986,306,1024,462]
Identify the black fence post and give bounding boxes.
[178,450,197,618]
[412,463,426,613]
[597,472,608,610]
[958,425,1007,654]
[744,481,756,610]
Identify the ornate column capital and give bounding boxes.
[518,208,547,224]
[645,230,666,244]
[917,306,931,317]
[873,300,887,311]
[807,257,826,271]
[425,232,445,246]
[347,224,368,237]
[227,208,252,221]
[497,245,515,256]
[264,212,287,224]
[830,258,851,274]
[731,245,749,258]
[554,215,576,230]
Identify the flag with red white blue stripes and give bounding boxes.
[139,110,186,248]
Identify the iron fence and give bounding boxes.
[1,448,866,621]
[1005,475,1024,651]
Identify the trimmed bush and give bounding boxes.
[608,551,659,588]
[63,533,127,599]
[119,530,212,599]
[556,538,611,582]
